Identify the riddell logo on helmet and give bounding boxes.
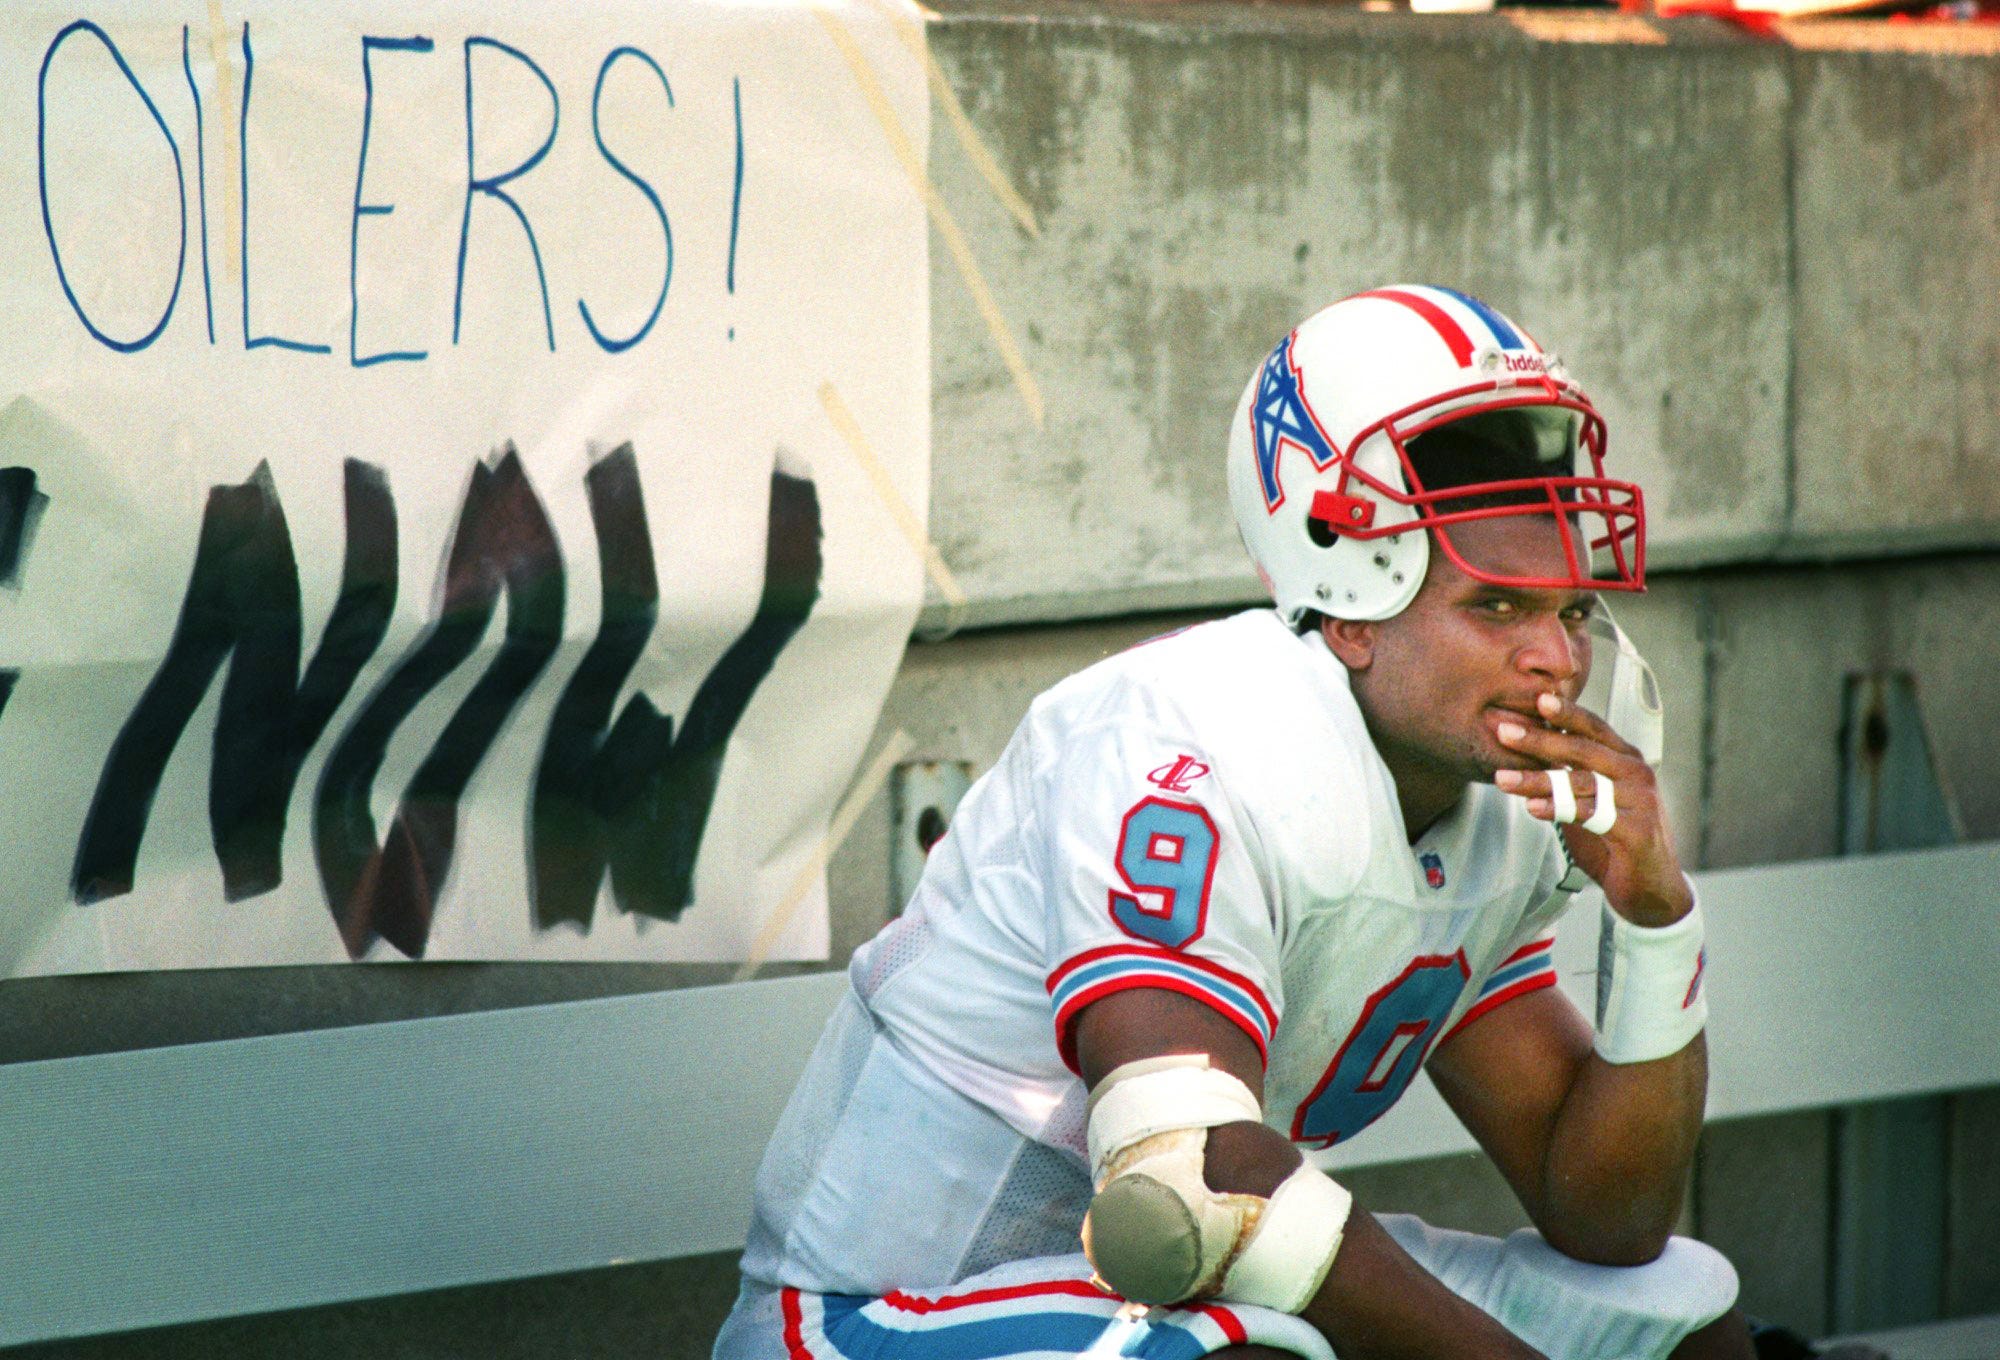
[1502,352,1545,375]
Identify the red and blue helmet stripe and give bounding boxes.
[1354,284,1533,364]
[1251,286,1540,512]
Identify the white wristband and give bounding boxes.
[1594,894,1707,1065]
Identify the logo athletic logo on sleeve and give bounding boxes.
[1145,754,1211,793]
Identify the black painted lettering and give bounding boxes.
[0,466,46,726]
[528,443,661,928]
[0,468,47,588]
[314,447,563,959]
[530,451,822,927]
[72,461,396,904]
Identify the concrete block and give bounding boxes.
[1832,1097,1951,1331]
[1947,1087,2000,1314]
[1870,558,2000,843]
[1700,569,1869,868]
[1787,33,2000,560]
[1700,555,2000,869]
[2,1254,742,1360]
[925,8,1791,626]
[0,963,710,1064]
[1697,1111,1834,1336]
[1828,1314,2000,1360]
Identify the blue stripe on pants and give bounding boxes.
[817,1296,1210,1360]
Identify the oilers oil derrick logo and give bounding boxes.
[1420,852,1446,890]
[1253,332,1341,512]
[1146,754,1210,794]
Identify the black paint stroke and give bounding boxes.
[528,443,662,929]
[72,461,395,905]
[0,467,48,587]
[0,466,45,730]
[314,446,563,959]
[530,451,822,929]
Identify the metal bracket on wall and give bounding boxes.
[1831,672,1964,1333]
[889,759,972,912]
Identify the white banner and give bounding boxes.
[0,0,929,973]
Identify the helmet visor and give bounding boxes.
[1574,604,1664,765]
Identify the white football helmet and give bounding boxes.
[1226,285,1645,624]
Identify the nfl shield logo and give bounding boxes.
[1420,852,1446,890]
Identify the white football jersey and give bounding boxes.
[741,608,1573,1295]
[860,608,1571,1152]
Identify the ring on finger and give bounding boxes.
[1548,767,1578,824]
[1581,771,1618,835]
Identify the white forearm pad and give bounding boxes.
[1594,897,1708,1065]
[1218,1162,1353,1313]
[1086,1054,1262,1180]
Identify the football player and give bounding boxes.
[715,287,1752,1360]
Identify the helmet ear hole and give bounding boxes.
[1306,516,1339,549]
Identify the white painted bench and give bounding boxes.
[3,841,1996,1347]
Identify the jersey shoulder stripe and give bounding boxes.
[1478,937,1555,997]
[1440,936,1558,1044]
[1047,944,1279,1073]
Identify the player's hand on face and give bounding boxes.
[1490,692,1693,928]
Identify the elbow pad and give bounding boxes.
[1081,1054,1352,1312]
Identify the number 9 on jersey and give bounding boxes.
[1109,797,1220,949]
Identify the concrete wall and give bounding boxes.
[7,6,2000,1356]
[928,4,1789,627]
[922,6,2000,629]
